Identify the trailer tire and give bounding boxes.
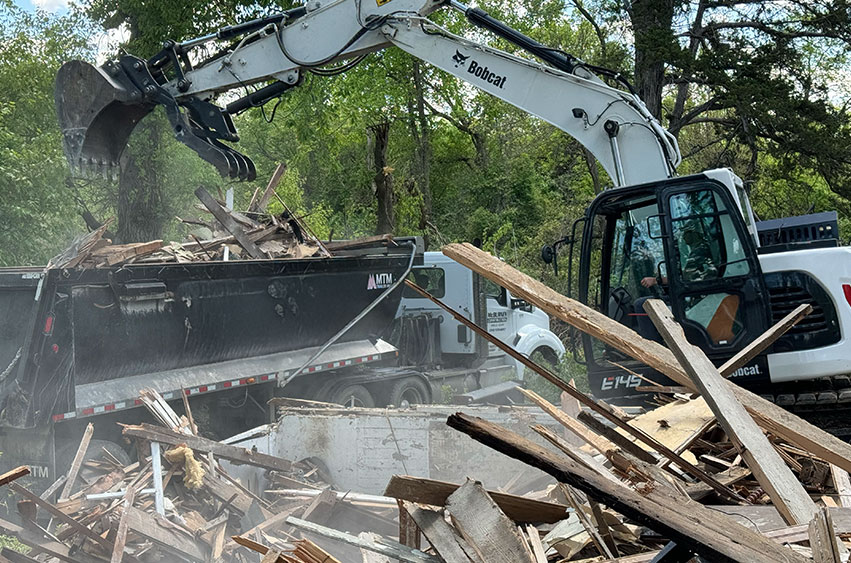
[56,439,131,494]
[388,377,431,407]
[330,384,375,408]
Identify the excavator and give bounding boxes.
[54,0,851,421]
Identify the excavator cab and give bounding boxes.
[564,173,773,402]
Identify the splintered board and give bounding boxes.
[618,398,713,465]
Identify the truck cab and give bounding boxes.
[398,252,564,383]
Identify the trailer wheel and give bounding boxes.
[56,439,131,494]
[330,384,375,408]
[388,377,431,407]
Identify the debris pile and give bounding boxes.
[5,243,851,561]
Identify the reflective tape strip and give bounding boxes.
[57,350,387,422]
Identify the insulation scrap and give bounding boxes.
[165,444,205,489]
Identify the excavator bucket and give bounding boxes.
[55,60,154,178]
[55,57,256,181]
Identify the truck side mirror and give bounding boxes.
[511,298,532,312]
[541,244,559,275]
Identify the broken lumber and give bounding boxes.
[445,412,808,563]
[718,303,811,377]
[284,516,440,563]
[383,475,569,524]
[195,187,265,259]
[0,466,29,487]
[404,278,743,502]
[122,423,292,472]
[441,242,851,475]
[58,423,93,502]
[444,480,532,563]
[402,501,479,563]
[645,299,818,526]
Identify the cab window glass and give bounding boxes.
[669,189,749,281]
[403,267,445,298]
[483,279,507,306]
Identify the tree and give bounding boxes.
[0,2,94,265]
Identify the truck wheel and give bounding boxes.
[388,377,431,407]
[330,384,375,408]
[56,439,132,494]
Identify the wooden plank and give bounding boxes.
[398,500,421,550]
[285,516,440,563]
[150,441,164,516]
[626,398,714,466]
[402,502,475,563]
[644,299,818,526]
[831,465,851,509]
[809,507,842,563]
[124,506,205,561]
[440,242,851,476]
[58,423,93,501]
[0,516,101,563]
[383,475,569,524]
[446,412,808,563]
[405,278,743,503]
[530,425,625,486]
[0,548,39,563]
[8,482,119,558]
[719,303,811,377]
[576,411,658,464]
[519,388,613,456]
[255,163,287,212]
[444,480,532,563]
[122,423,292,472]
[195,187,265,259]
[0,466,29,487]
[110,486,135,563]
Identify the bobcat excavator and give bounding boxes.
[55,0,851,421]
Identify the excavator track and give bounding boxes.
[749,376,851,439]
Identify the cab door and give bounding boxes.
[660,182,771,363]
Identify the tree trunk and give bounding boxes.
[369,121,395,235]
[411,61,432,234]
[116,121,165,243]
[630,0,677,120]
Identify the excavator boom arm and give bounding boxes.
[55,0,680,185]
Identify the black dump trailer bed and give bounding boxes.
[0,240,420,492]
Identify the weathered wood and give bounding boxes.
[122,423,292,472]
[0,466,29,488]
[398,500,421,550]
[383,475,569,524]
[576,411,657,464]
[110,486,136,563]
[124,505,206,561]
[645,299,818,526]
[59,423,93,502]
[405,277,743,502]
[9,482,118,557]
[402,502,475,563]
[719,303,811,377]
[150,441,165,516]
[446,412,808,563]
[831,465,851,509]
[0,516,102,563]
[809,507,842,563]
[195,187,265,259]
[441,242,851,475]
[285,516,440,563]
[254,163,287,213]
[0,547,39,563]
[530,425,624,486]
[301,488,337,526]
[444,480,532,563]
[519,388,613,456]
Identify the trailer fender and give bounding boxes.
[512,325,565,380]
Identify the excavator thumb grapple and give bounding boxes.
[54,56,256,181]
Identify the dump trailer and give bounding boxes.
[0,242,562,493]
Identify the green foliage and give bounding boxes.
[0,4,94,265]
